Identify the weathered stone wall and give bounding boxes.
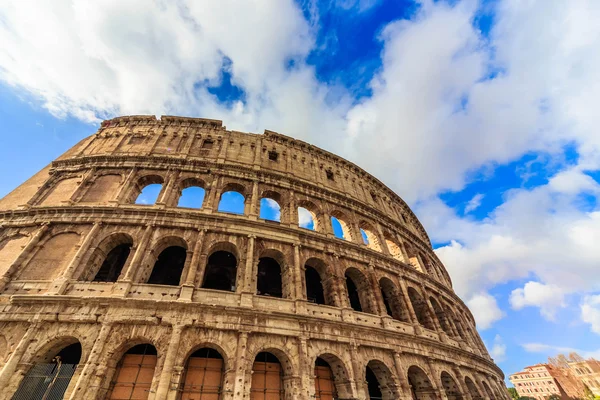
[0,115,509,399]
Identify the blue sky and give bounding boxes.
[1,0,600,384]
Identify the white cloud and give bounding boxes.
[510,282,566,320]
[464,193,485,213]
[522,342,600,359]
[489,334,507,362]
[466,292,505,330]
[581,295,600,335]
[262,198,281,221]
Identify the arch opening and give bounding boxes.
[407,366,435,400]
[305,265,326,305]
[147,246,187,286]
[93,243,131,282]
[315,358,338,400]
[257,257,283,298]
[260,198,281,222]
[366,366,383,400]
[385,239,404,262]
[359,224,382,252]
[135,183,162,205]
[465,377,483,400]
[407,287,436,331]
[251,352,283,400]
[178,186,206,209]
[179,348,224,399]
[345,273,362,312]
[481,381,494,399]
[202,251,237,292]
[298,207,316,230]
[441,371,464,400]
[379,278,409,322]
[12,341,82,400]
[107,344,158,400]
[218,191,245,214]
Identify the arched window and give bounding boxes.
[93,243,131,282]
[330,217,345,239]
[81,174,121,203]
[407,366,435,400]
[202,250,237,292]
[40,177,79,206]
[257,257,282,298]
[178,186,206,208]
[379,278,409,322]
[260,198,281,222]
[12,341,82,400]
[345,273,362,312]
[315,358,338,400]
[465,377,483,400]
[218,191,245,214]
[441,371,464,400]
[305,266,325,305]
[251,352,283,400]
[359,224,382,252]
[147,246,187,286]
[407,287,435,330]
[366,366,383,400]
[481,381,494,399]
[298,207,316,230]
[179,348,224,399]
[385,239,404,262]
[107,344,157,400]
[135,183,162,205]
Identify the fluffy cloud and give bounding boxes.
[522,342,600,359]
[464,193,485,214]
[489,334,507,362]
[581,295,600,335]
[466,292,505,330]
[510,282,565,320]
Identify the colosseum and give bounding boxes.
[0,115,508,400]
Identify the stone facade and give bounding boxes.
[0,115,508,399]
[510,364,583,400]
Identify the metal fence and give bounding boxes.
[11,362,77,400]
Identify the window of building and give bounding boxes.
[325,170,334,181]
[202,139,214,149]
[268,151,278,161]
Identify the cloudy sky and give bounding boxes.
[1,0,600,382]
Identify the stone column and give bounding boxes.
[68,322,113,400]
[349,345,366,399]
[232,332,249,400]
[292,244,303,300]
[367,263,386,316]
[207,175,222,212]
[451,366,473,400]
[154,325,184,400]
[426,360,446,400]
[375,224,391,256]
[392,352,413,399]
[0,223,49,291]
[217,136,229,163]
[421,285,445,337]
[288,190,298,228]
[50,222,102,294]
[156,170,180,207]
[69,168,97,203]
[247,180,259,218]
[397,278,420,328]
[113,224,154,297]
[0,321,41,391]
[179,229,206,301]
[298,337,311,399]
[239,235,256,305]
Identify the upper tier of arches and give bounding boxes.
[25,165,452,289]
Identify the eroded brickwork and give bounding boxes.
[0,115,509,399]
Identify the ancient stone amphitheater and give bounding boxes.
[0,115,508,400]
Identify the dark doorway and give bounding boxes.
[257,257,283,297]
[366,366,383,400]
[305,266,325,305]
[202,251,237,292]
[147,246,186,286]
[345,274,362,312]
[94,244,131,282]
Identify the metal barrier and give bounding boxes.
[11,362,77,400]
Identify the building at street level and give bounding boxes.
[0,115,509,399]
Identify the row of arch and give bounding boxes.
[10,335,505,400]
[0,229,483,353]
[32,170,447,286]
